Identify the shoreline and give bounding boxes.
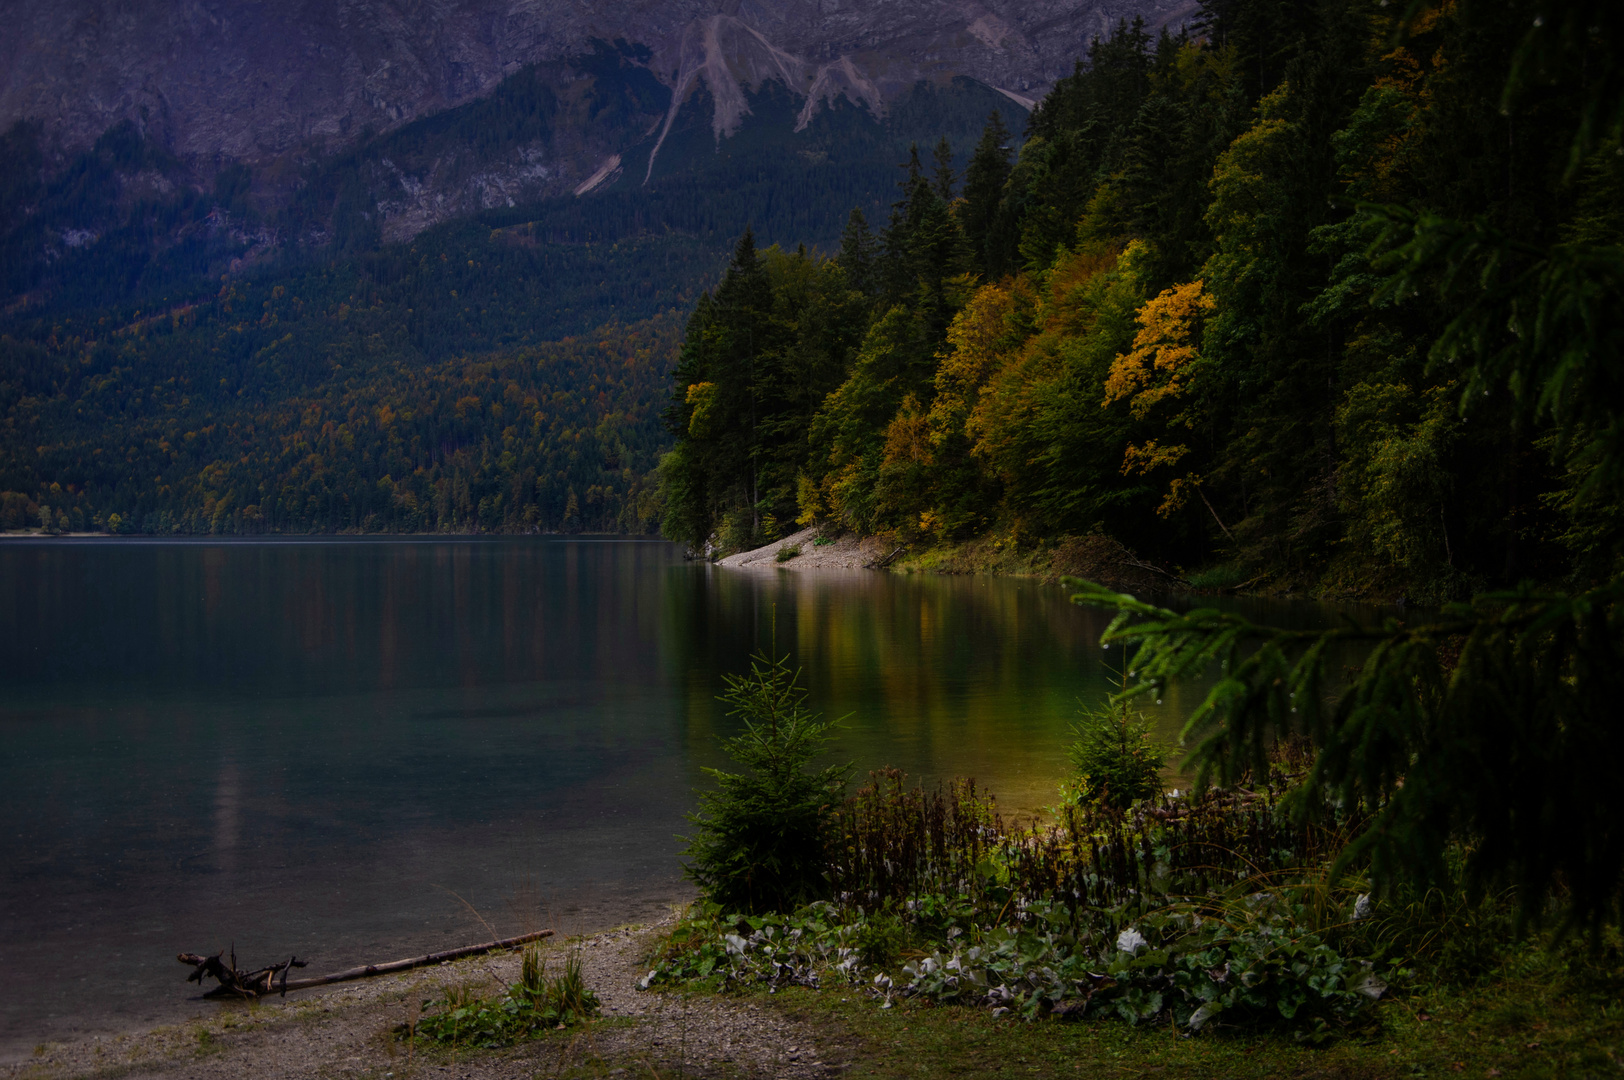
[2,871,699,1068]
[2,893,708,1075]
[0,531,664,541]
[2,902,853,1080]
[714,526,898,572]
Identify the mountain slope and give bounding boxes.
[1,0,1194,164]
[0,0,1193,535]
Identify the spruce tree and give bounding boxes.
[683,651,852,914]
[837,208,879,300]
[961,112,1012,277]
[878,145,927,305]
[931,136,956,203]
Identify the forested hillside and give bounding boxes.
[2,304,679,536]
[0,75,1025,535]
[661,0,1624,599]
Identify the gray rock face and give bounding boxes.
[0,0,1196,164]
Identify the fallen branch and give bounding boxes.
[1194,484,1235,542]
[178,929,554,998]
[865,546,906,570]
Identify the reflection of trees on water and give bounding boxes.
[661,569,1112,812]
[6,539,681,695]
[662,569,1379,812]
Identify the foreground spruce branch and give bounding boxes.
[1065,579,1624,931]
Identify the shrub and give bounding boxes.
[1065,700,1167,810]
[683,651,852,913]
[776,543,802,562]
[647,782,1390,1033]
[1184,562,1248,590]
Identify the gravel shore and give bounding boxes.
[5,912,855,1080]
[715,528,895,572]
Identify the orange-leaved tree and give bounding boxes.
[1103,279,1214,518]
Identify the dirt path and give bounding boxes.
[6,915,856,1080]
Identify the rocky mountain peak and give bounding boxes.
[1,0,1196,166]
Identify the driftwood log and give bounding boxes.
[865,546,907,570]
[178,929,555,999]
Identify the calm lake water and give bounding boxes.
[0,537,1373,1057]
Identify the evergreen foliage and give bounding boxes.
[1066,697,1168,811]
[960,110,1012,278]
[1056,0,1624,933]
[1,306,679,535]
[1068,576,1624,932]
[660,232,867,552]
[683,651,853,915]
[655,0,1623,603]
[648,3,1624,937]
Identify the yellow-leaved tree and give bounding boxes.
[1103,279,1214,518]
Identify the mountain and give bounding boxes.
[3,0,1193,163]
[0,0,1195,536]
[0,0,1194,301]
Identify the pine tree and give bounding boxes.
[683,650,852,914]
[837,208,879,300]
[931,136,956,203]
[960,112,1012,278]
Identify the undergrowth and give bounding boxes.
[650,769,1403,1037]
[642,765,1584,1044]
[411,945,599,1048]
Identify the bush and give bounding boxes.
[1184,563,1249,590]
[1065,700,1167,810]
[776,543,803,562]
[683,651,852,913]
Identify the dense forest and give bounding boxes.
[1,303,679,535]
[661,0,1624,599]
[0,67,1023,535]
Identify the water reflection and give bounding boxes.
[0,538,1380,1059]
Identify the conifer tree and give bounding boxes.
[683,650,852,914]
[837,208,879,300]
[960,112,1012,278]
[879,144,927,305]
[1070,0,1624,932]
[931,136,956,203]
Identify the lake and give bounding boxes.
[0,537,1369,1058]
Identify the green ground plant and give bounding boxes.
[414,945,598,1048]
[1184,564,1250,591]
[650,768,1397,1036]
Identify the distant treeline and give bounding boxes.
[660,1,1624,598]
[2,304,679,535]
